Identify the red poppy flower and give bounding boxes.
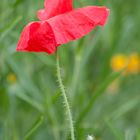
[16,0,109,54]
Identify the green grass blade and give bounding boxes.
[136,129,140,140]
[70,32,100,98]
[125,128,136,140]
[76,70,123,125]
[23,116,44,140]
[0,16,22,42]
[6,57,43,102]
[105,119,123,140]
[111,96,140,120]
[15,89,44,112]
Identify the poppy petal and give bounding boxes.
[16,21,57,54]
[47,6,109,45]
[37,0,73,20]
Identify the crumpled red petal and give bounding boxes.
[37,0,73,20]
[16,21,57,54]
[47,6,109,45]
[17,6,109,54]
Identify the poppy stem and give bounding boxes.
[56,51,75,140]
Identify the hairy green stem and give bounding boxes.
[56,51,75,140]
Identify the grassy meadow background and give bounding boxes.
[0,0,140,139]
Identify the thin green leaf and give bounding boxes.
[136,129,140,140]
[105,119,123,140]
[23,116,44,140]
[6,57,43,103]
[110,96,140,120]
[71,31,100,98]
[125,128,136,140]
[15,89,44,112]
[76,70,123,125]
[0,16,22,42]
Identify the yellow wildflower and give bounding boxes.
[6,73,17,84]
[126,53,140,74]
[111,53,140,75]
[111,54,128,72]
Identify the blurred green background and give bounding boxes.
[0,0,140,140]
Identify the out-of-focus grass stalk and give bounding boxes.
[70,32,100,100]
[136,129,140,140]
[56,51,75,140]
[0,16,22,42]
[6,56,43,104]
[76,70,123,125]
[105,119,123,140]
[24,116,44,140]
[110,96,140,120]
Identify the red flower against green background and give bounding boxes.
[16,0,109,54]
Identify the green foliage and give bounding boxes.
[0,0,140,140]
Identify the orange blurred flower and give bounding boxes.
[126,53,140,74]
[111,53,140,75]
[111,54,128,72]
